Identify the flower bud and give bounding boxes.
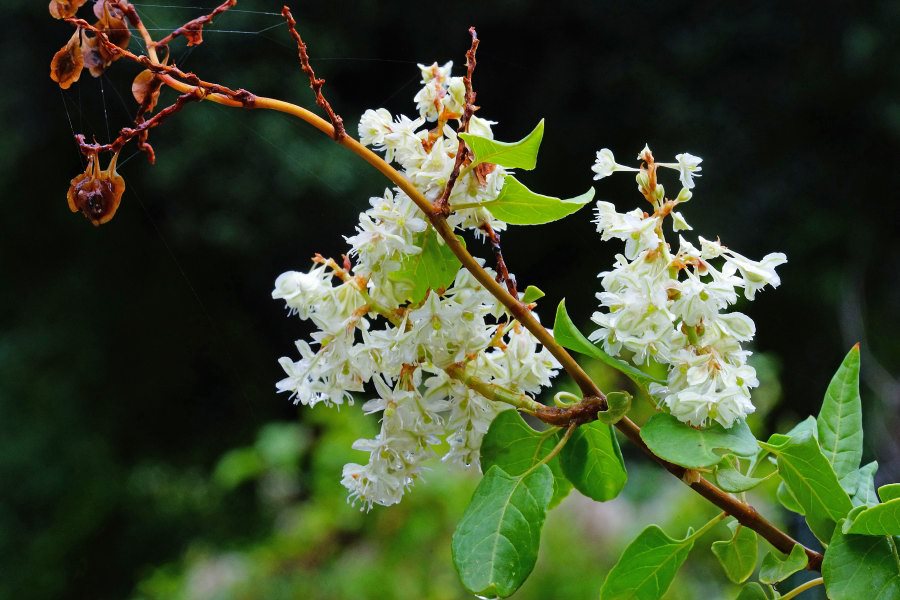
[676,187,693,203]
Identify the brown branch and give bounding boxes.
[155,0,236,48]
[281,5,345,141]
[478,221,518,298]
[434,27,479,216]
[529,396,823,570]
[75,89,203,156]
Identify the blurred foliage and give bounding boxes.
[1,0,898,598]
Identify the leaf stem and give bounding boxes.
[780,577,824,600]
[686,511,728,543]
[522,423,576,478]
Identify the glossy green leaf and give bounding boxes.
[817,345,863,487]
[459,119,544,170]
[451,465,553,598]
[879,483,900,503]
[760,430,853,542]
[735,582,771,600]
[552,299,664,386]
[560,421,627,502]
[822,524,900,599]
[640,413,758,469]
[758,544,808,584]
[598,391,632,425]
[715,455,769,493]
[388,227,461,302]
[843,498,900,536]
[711,522,758,583]
[777,481,805,515]
[483,176,594,225]
[521,285,545,304]
[599,525,694,600]
[849,461,879,508]
[480,410,572,508]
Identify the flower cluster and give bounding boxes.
[274,62,559,509]
[589,147,786,428]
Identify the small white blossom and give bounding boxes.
[674,152,703,189]
[592,148,638,180]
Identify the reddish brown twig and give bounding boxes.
[479,221,519,298]
[155,0,237,48]
[434,27,479,216]
[75,89,204,156]
[65,17,256,107]
[281,6,345,141]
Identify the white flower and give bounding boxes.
[358,108,393,147]
[418,61,452,84]
[672,212,692,231]
[674,152,703,189]
[594,201,662,260]
[592,148,638,180]
[722,250,788,300]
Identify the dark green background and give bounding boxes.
[2,1,898,598]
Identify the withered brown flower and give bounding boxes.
[81,3,132,78]
[50,30,85,90]
[49,0,87,19]
[67,152,126,226]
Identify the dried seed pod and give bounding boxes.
[81,3,131,78]
[49,0,87,19]
[50,30,85,90]
[95,3,131,66]
[131,69,162,110]
[67,152,126,226]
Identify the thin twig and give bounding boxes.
[155,0,237,47]
[434,27,479,215]
[281,5,345,141]
[479,221,518,298]
[75,89,203,156]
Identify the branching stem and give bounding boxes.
[69,7,824,572]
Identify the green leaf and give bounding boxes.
[483,176,594,225]
[459,119,544,170]
[559,421,627,502]
[879,483,900,503]
[784,416,818,441]
[758,544,808,584]
[451,465,553,598]
[521,285,545,304]
[640,413,758,469]
[599,525,695,600]
[760,430,853,542]
[715,455,769,493]
[817,345,863,487]
[598,391,632,425]
[711,522,758,583]
[553,299,664,386]
[735,582,771,600]
[480,410,572,508]
[849,461,879,508]
[843,498,900,536]
[777,481,805,515]
[822,524,900,599]
[388,227,461,302]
